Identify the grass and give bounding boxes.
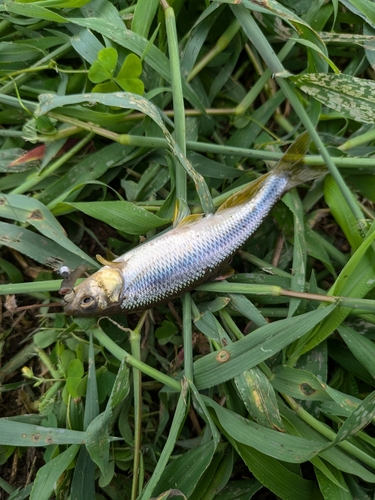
[1,0,375,498]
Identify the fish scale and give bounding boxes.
[115,174,289,311]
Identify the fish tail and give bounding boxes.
[217,132,326,212]
[273,131,327,188]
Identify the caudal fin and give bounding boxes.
[217,132,326,212]
[273,132,327,188]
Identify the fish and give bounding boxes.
[63,133,325,316]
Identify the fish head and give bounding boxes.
[64,267,123,316]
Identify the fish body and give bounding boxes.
[64,133,324,316]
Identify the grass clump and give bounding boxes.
[1,1,375,499]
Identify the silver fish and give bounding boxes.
[64,133,324,316]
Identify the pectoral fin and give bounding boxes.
[212,266,235,281]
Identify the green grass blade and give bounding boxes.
[231,4,285,75]
[190,383,221,446]
[0,420,86,446]
[271,366,332,401]
[324,175,363,251]
[106,358,130,411]
[37,142,133,207]
[37,92,214,214]
[85,412,112,478]
[234,367,284,430]
[131,0,159,39]
[338,325,375,378]
[205,398,326,462]
[0,194,97,266]
[291,223,375,359]
[0,221,94,269]
[315,465,351,499]
[66,201,170,235]
[192,447,233,500]
[194,305,335,389]
[182,293,193,382]
[163,3,187,205]
[30,444,80,500]
[151,441,216,500]
[283,190,307,316]
[280,404,375,482]
[228,294,267,327]
[214,479,262,500]
[330,391,375,446]
[1,0,66,23]
[234,442,319,500]
[84,332,100,427]
[290,73,375,124]
[70,447,96,500]
[219,308,284,429]
[91,326,181,391]
[7,484,33,500]
[138,380,189,500]
[181,4,223,78]
[311,457,348,491]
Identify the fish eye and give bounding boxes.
[81,296,95,308]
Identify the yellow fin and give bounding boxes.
[96,254,124,268]
[176,213,204,228]
[217,173,270,212]
[173,198,191,227]
[218,132,326,212]
[273,132,326,187]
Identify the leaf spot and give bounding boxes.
[300,383,316,396]
[216,350,230,363]
[28,209,44,220]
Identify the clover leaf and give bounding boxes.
[115,53,144,94]
[88,47,117,83]
[88,48,144,95]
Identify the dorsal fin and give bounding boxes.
[96,254,124,268]
[176,213,204,228]
[217,173,271,212]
